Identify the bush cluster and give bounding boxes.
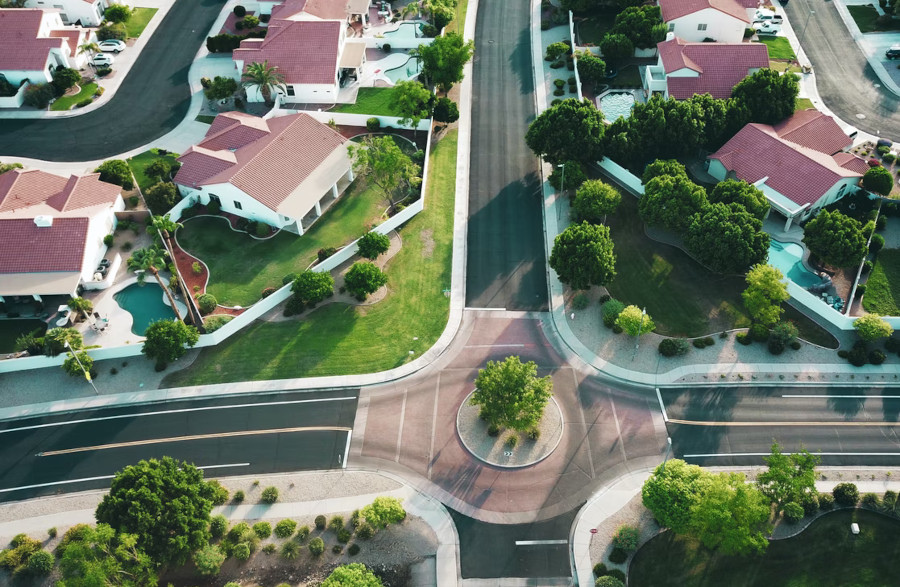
[260,486,279,504]
[602,299,625,328]
[607,547,628,564]
[692,336,714,349]
[611,525,639,551]
[833,482,859,507]
[197,293,217,315]
[206,30,266,53]
[274,519,297,538]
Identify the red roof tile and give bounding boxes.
[233,19,341,85]
[0,217,88,273]
[660,0,750,23]
[833,152,870,175]
[0,169,120,213]
[709,123,864,207]
[0,9,64,71]
[773,109,852,155]
[48,28,84,58]
[659,37,769,99]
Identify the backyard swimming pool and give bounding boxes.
[114,283,185,335]
[768,239,822,288]
[599,91,635,121]
[382,22,424,39]
[385,56,423,83]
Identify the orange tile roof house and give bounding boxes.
[173,112,354,236]
[0,168,124,297]
[25,0,114,27]
[642,34,768,99]
[659,0,750,43]
[708,110,867,230]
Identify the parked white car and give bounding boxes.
[753,10,783,25]
[755,21,782,35]
[97,40,126,53]
[91,54,115,66]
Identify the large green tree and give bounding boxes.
[321,563,383,587]
[610,5,665,49]
[575,51,606,85]
[802,209,868,268]
[638,174,707,233]
[599,33,634,65]
[361,497,407,529]
[95,159,135,190]
[471,356,553,431]
[344,261,388,300]
[756,442,820,512]
[95,457,218,566]
[731,68,799,125]
[525,98,606,165]
[389,80,433,137]
[709,179,769,220]
[642,459,709,533]
[549,221,616,290]
[418,33,474,92]
[103,4,132,23]
[144,182,177,215]
[356,231,391,259]
[863,166,894,196]
[292,270,334,305]
[742,264,790,326]
[684,202,769,274]
[57,524,157,587]
[349,136,420,209]
[572,179,621,224]
[854,313,894,341]
[617,305,654,336]
[690,472,770,555]
[422,0,456,29]
[641,159,688,185]
[141,320,199,369]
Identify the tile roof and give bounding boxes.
[175,112,349,213]
[0,9,64,71]
[48,27,84,57]
[709,123,865,206]
[772,109,853,155]
[0,217,88,273]
[0,169,121,214]
[658,37,769,99]
[659,0,750,23]
[233,19,342,85]
[271,0,360,20]
[833,152,871,175]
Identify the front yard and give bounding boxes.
[332,88,401,116]
[862,248,900,315]
[757,36,796,60]
[162,130,457,386]
[848,5,900,32]
[50,83,98,111]
[127,148,181,194]
[125,7,158,38]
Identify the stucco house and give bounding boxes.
[268,0,372,25]
[24,0,118,27]
[173,112,354,235]
[0,168,124,298]
[0,9,91,90]
[708,110,868,230]
[659,0,750,43]
[643,34,768,99]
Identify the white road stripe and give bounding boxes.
[656,387,668,423]
[514,540,568,546]
[342,430,352,469]
[684,452,900,458]
[464,344,527,348]
[781,395,900,399]
[0,397,355,435]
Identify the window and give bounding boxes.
[286,86,295,96]
[667,23,675,32]
[697,23,707,31]
[234,201,242,210]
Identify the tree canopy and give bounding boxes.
[292,270,334,305]
[731,68,799,125]
[709,179,769,220]
[141,320,199,369]
[572,179,621,224]
[854,313,894,341]
[617,305,654,336]
[419,33,474,92]
[95,160,134,190]
[145,182,177,215]
[576,51,606,84]
[638,174,708,233]
[863,166,894,196]
[241,60,286,106]
[361,497,407,529]
[344,261,388,299]
[525,98,606,165]
[349,136,420,208]
[103,3,132,23]
[684,202,769,274]
[599,33,634,65]
[389,80,433,132]
[642,459,709,533]
[756,442,819,512]
[95,457,217,566]
[802,209,868,268]
[609,5,665,49]
[641,159,688,185]
[743,264,790,326]
[549,221,617,290]
[57,524,157,587]
[471,356,553,431]
[356,231,391,259]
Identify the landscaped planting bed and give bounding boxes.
[126,148,181,194]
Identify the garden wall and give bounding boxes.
[596,157,644,196]
[568,11,583,99]
[367,36,436,50]
[0,81,28,109]
[287,110,433,133]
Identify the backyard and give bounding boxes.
[332,88,400,117]
[862,248,900,316]
[574,10,617,45]
[125,7,158,38]
[848,5,900,32]
[127,148,181,194]
[161,130,457,386]
[629,509,900,586]
[0,319,47,354]
[757,36,795,60]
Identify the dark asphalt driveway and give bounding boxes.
[466,0,548,311]
[0,0,223,161]
[785,0,900,138]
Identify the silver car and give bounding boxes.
[98,40,126,53]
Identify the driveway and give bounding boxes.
[785,0,900,138]
[466,0,549,311]
[0,0,222,161]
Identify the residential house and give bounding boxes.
[0,168,124,298]
[0,9,92,89]
[708,110,868,230]
[643,34,768,99]
[268,0,371,25]
[173,112,354,235]
[659,0,750,43]
[24,0,116,27]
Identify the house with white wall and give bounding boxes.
[659,0,749,43]
[708,110,868,230]
[0,9,91,88]
[24,0,114,26]
[643,34,768,99]
[0,168,124,298]
[268,0,371,25]
[173,112,354,235]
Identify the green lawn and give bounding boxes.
[445,0,469,35]
[127,148,181,194]
[0,319,47,354]
[757,36,795,60]
[195,115,216,124]
[848,5,900,32]
[629,509,900,587]
[332,88,400,116]
[178,182,386,307]
[862,248,900,316]
[609,64,642,89]
[50,83,97,111]
[161,130,457,386]
[795,97,815,111]
[125,7,158,38]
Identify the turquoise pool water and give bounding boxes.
[768,239,822,288]
[599,92,635,121]
[113,283,176,335]
[383,22,424,39]
[385,56,422,83]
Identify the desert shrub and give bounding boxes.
[197,293,217,314]
[366,117,380,131]
[193,544,225,575]
[47,528,57,539]
[0,535,41,571]
[861,493,881,509]
[348,543,361,556]
[736,332,752,345]
[611,525,639,551]
[818,492,834,510]
[749,323,769,342]
[487,423,500,436]
[192,261,203,274]
[262,544,277,554]
[783,501,805,523]
[274,519,297,538]
[593,562,608,577]
[296,525,310,541]
[308,537,325,556]
[602,299,625,328]
[337,529,352,543]
[253,522,272,539]
[210,515,228,539]
[658,338,689,357]
[233,490,245,503]
[261,486,279,503]
[608,547,628,564]
[329,516,345,532]
[26,550,53,575]
[505,434,518,448]
[573,293,590,310]
[833,482,859,506]
[315,515,327,530]
[232,543,251,561]
[527,427,540,441]
[280,541,300,559]
[356,523,374,540]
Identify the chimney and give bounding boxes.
[34,215,54,227]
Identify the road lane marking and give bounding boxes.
[514,540,568,546]
[685,452,900,458]
[669,419,900,427]
[656,387,668,422]
[38,426,351,457]
[0,463,250,493]
[781,395,900,399]
[0,397,356,435]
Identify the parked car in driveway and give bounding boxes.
[97,40,125,53]
[887,46,900,59]
[91,54,115,66]
[754,22,782,35]
[753,10,783,24]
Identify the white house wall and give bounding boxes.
[79,196,124,283]
[179,183,288,229]
[668,9,745,43]
[25,0,106,26]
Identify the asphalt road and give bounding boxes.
[0,390,358,502]
[466,0,549,311]
[785,0,900,138]
[661,386,900,467]
[0,0,223,161]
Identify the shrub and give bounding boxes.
[95,159,134,190]
[279,540,300,560]
[252,522,272,539]
[606,569,627,582]
[192,261,203,275]
[103,234,114,247]
[97,22,126,41]
[487,423,500,436]
[749,323,769,342]
[767,338,785,355]
[255,221,271,237]
[197,293,217,315]
[208,480,228,505]
[861,493,881,509]
[296,525,310,541]
[76,98,93,108]
[869,349,886,364]
[234,5,246,16]
[366,117,381,132]
[25,550,53,575]
[883,153,897,164]
[593,562,608,577]
[801,492,819,516]
[790,340,802,350]
[23,83,55,109]
[274,519,297,538]
[505,434,518,448]
[193,544,225,575]
[554,79,566,89]
[337,528,352,543]
[573,293,590,310]
[329,515,345,532]
[608,547,628,564]
[344,261,388,299]
[261,486,279,503]
[210,515,228,539]
[611,525,639,551]
[833,482,859,506]
[348,543,361,556]
[95,66,112,77]
[308,537,325,556]
[602,299,625,328]
[315,515,327,530]
[818,492,834,510]
[856,284,867,296]
[356,523,374,540]
[848,343,868,367]
[357,231,391,259]
[262,543,277,554]
[242,14,259,28]
[736,332,752,345]
[658,338,689,357]
[783,501,804,523]
[47,528,57,539]
[317,246,338,262]
[883,490,897,511]
[596,578,625,587]
[433,97,460,123]
[527,427,541,441]
[233,490,245,503]
[871,233,885,253]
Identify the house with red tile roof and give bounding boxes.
[173,112,354,235]
[0,168,124,297]
[659,0,750,43]
[25,0,115,27]
[643,34,768,99]
[267,0,372,25]
[707,111,867,230]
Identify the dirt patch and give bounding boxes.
[419,228,434,258]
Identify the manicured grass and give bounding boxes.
[127,148,181,194]
[795,97,815,111]
[50,83,97,111]
[574,12,616,45]
[769,61,802,74]
[862,248,900,316]
[125,7,158,38]
[445,0,469,35]
[758,36,795,60]
[629,509,900,587]
[162,130,457,386]
[608,64,642,89]
[848,5,900,32]
[332,88,400,116]
[195,115,216,124]
[0,319,47,354]
[177,182,387,307]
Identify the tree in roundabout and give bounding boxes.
[470,356,553,435]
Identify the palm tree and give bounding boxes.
[127,245,184,322]
[241,60,286,107]
[67,296,93,323]
[149,214,195,325]
[400,0,421,20]
[78,42,100,74]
